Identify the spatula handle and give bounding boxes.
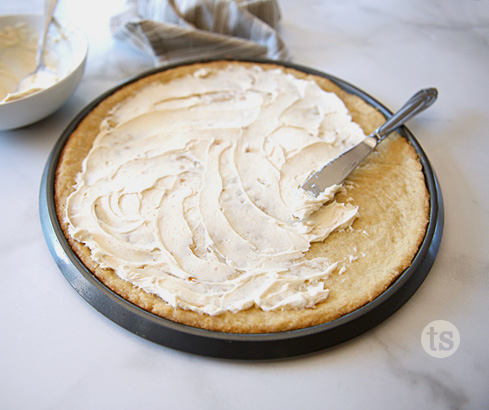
[36,0,59,68]
[373,88,438,142]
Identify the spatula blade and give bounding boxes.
[300,136,377,197]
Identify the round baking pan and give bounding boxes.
[39,58,444,360]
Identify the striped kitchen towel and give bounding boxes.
[110,0,290,66]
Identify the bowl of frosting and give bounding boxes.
[0,14,87,131]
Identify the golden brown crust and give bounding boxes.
[54,60,429,333]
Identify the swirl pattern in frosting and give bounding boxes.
[65,64,367,315]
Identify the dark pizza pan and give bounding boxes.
[39,58,443,360]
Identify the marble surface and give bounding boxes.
[1,0,488,409]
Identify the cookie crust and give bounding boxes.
[54,61,429,333]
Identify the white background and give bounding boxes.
[1,0,488,409]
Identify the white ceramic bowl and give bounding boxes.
[0,14,88,131]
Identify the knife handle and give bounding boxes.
[373,88,438,142]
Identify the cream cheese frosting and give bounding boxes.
[64,64,367,316]
[0,22,70,103]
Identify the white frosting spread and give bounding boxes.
[0,22,71,103]
[291,184,343,219]
[65,65,366,315]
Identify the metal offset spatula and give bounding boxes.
[300,88,438,197]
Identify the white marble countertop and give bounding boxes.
[1,0,488,409]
